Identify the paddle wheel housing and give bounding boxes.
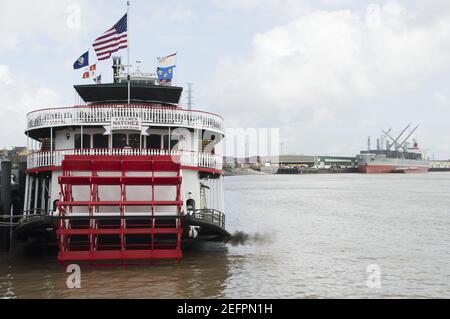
[56,155,183,264]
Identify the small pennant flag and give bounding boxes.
[82,71,90,79]
[73,51,89,70]
[93,74,102,84]
[89,64,97,71]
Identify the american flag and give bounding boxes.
[93,14,128,61]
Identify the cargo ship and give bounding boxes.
[357,124,429,174]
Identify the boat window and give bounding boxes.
[129,134,141,148]
[147,134,161,149]
[40,138,54,152]
[163,135,169,150]
[93,134,109,149]
[74,134,91,149]
[113,134,127,148]
[170,139,179,150]
[162,135,179,150]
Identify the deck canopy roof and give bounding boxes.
[74,82,183,105]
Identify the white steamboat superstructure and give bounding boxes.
[16,58,229,264]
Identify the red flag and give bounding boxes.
[83,71,90,79]
[89,64,96,71]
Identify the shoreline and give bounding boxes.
[224,167,450,176]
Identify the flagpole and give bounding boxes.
[127,0,131,105]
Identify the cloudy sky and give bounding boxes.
[1,0,450,159]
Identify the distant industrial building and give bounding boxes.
[429,160,450,170]
[261,155,357,169]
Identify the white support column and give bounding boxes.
[139,107,143,151]
[41,177,46,212]
[214,179,218,211]
[48,175,53,211]
[50,127,53,153]
[23,174,30,215]
[33,175,39,214]
[221,176,224,212]
[168,127,171,151]
[143,131,146,149]
[192,129,196,153]
[220,178,223,212]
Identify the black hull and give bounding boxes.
[13,214,231,248]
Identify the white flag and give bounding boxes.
[158,52,177,68]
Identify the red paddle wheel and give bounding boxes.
[56,155,183,265]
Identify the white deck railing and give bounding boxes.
[27,148,223,171]
[26,105,224,133]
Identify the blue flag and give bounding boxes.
[157,66,175,82]
[73,51,89,70]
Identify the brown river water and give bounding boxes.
[1,173,450,298]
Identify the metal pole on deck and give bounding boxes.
[127,1,131,105]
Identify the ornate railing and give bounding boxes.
[27,148,223,171]
[26,104,224,133]
[191,209,226,229]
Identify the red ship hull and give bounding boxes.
[358,164,429,174]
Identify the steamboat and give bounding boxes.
[357,124,429,174]
[14,56,230,264]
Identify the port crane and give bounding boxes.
[381,124,419,152]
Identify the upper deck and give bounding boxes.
[26,78,224,138]
[26,104,225,138]
[74,82,183,105]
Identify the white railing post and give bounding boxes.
[27,105,224,134]
[28,148,221,170]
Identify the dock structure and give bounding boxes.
[0,160,11,251]
[429,160,450,171]
[255,155,357,174]
[0,158,27,251]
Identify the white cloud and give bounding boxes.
[169,9,194,21]
[0,64,61,148]
[0,65,13,85]
[0,0,106,51]
[434,92,450,105]
[206,3,450,156]
[151,7,194,22]
[214,0,312,17]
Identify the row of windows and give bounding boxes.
[74,133,179,150]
